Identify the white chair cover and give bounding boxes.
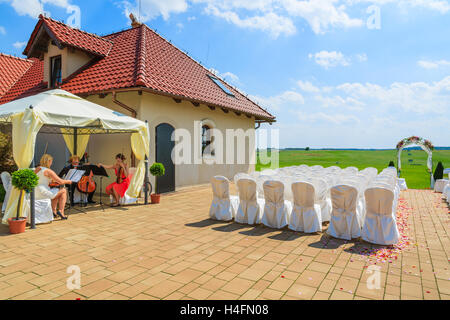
[327,185,362,240]
[361,188,399,245]
[397,178,408,190]
[1,172,12,214]
[289,182,322,233]
[310,178,331,222]
[434,179,449,193]
[261,180,292,229]
[34,199,54,224]
[444,184,450,203]
[209,176,235,221]
[234,178,264,225]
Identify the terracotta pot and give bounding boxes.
[151,193,161,204]
[8,218,27,234]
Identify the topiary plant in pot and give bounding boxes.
[8,169,39,234]
[150,163,165,204]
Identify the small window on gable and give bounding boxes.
[50,55,62,88]
[207,74,235,97]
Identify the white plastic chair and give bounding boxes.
[234,178,264,225]
[209,176,235,221]
[1,172,12,214]
[261,180,292,229]
[289,182,322,233]
[361,187,399,245]
[327,185,362,240]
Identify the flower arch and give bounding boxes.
[396,136,434,177]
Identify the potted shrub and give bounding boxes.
[8,169,39,234]
[150,163,165,204]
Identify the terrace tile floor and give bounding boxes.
[0,186,448,300]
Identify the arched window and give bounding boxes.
[202,125,213,156]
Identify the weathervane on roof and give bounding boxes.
[129,12,142,28]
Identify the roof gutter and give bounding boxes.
[112,91,137,118]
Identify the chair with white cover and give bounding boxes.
[234,178,264,225]
[209,176,235,221]
[289,182,322,233]
[327,185,362,240]
[261,180,292,229]
[434,178,449,193]
[1,172,12,215]
[310,178,331,222]
[361,187,399,245]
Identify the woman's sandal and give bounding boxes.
[57,211,68,220]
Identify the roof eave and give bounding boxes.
[76,86,276,122]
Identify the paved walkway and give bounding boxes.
[0,187,448,300]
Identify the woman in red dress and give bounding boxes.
[98,154,130,207]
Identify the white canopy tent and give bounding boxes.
[0,89,150,227]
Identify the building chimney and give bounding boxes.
[129,13,141,28]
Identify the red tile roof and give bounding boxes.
[2,17,275,121]
[0,54,34,98]
[24,15,113,57]
[0,58,45,105]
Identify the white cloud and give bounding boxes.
[281,0,364,34]
[13,41,27,49]
[417,59,450,69]
[255,76,450,148]
[122,0,188,21]
[250,91,305,112]
[297,111,360,124]
[356,53,367,62]
[204,4,296,38]
[336,77,450,114]
[309,51,351,69]
[347,0,450,14]
[0,0,80,19]
[297,80,320,92]
[0,26,5,35]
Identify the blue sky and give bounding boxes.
[0,0,449,148]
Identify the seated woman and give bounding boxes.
[98,154,130,207]
[35,154,73,220]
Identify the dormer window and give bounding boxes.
[50,55,62,88]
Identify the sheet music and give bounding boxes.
[64,169,86,183]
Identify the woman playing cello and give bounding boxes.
[98,154,129,207]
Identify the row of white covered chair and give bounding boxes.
[210,176,324,233]
[210,164,401,245]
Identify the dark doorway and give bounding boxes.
[155,123,175,194]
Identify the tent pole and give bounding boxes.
[144,120,149,205]
[144,155,149,205]
[30,158,36,229]
[73,128,78,155]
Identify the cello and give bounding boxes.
[77,153,97,194]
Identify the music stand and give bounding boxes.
[64,168,86,214]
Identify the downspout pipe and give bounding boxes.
[111,91,138,167]
[112,91,137,118]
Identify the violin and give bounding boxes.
[49,181,62,189]
[76,153,97,194]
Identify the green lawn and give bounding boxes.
[256,149,450,190]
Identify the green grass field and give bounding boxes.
[256,149,450,190]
